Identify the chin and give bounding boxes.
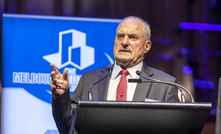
[117,58,132,63]
[116,55,132,60]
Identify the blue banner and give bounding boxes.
[2,14,121,134]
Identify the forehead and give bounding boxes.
[117,19,145,34]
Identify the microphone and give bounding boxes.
[88,65,113,100]
[136,70,161,82]
[128,79,142,83]
[130,70,194,102]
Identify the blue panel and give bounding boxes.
[2,14,121,134]
[71,47,81,66]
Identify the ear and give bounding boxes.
[144,40,151,54]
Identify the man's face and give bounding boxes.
[113,19,151,68]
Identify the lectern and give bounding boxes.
[69,100,211,134]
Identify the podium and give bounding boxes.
[69,100,212,134]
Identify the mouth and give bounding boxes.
[119,49,130,53]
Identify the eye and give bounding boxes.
[117,34,124,39]
[129,35,138,39]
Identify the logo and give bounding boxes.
[42,29,114,92]
[12,29,114,94]
[43,29,95,70]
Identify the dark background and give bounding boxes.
[1,0,221,133]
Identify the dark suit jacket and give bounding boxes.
[52,63,180,134]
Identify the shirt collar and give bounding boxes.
[111,61,143,79]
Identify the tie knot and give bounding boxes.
[120,69,129,76]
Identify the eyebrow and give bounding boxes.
[117,32,138,37]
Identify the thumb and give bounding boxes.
[63,68,68,80]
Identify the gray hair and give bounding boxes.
[117,16,151,40]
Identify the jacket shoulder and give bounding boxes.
[83,66,110,75]
[149,67,176,82]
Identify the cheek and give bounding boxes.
[132,44,143,52]
[113,44,119,56]
[113,45,117,53]
[132,46,144,57]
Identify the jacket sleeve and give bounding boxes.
[51,73,86,134]
[164,78,180,102]
[51,89,75,134]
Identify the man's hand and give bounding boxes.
[50,63,69,96]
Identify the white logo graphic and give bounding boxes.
[43,29,95,70]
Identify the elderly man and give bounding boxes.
[50,16,180,134]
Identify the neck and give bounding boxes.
[116,61,142,69]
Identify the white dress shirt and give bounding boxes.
[106,61,143,101]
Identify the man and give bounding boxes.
[50,16,180,134]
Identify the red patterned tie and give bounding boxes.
[116,69,129,101]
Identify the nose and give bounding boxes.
[122,36,129,47]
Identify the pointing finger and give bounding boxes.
[50,63,60,74]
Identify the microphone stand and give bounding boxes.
[128,79,194,103]
[144,80,193,102]
[89,65,113,100]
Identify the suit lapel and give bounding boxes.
[132,63,154,101]
[91,64,153,101]
[94,68,111,100]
